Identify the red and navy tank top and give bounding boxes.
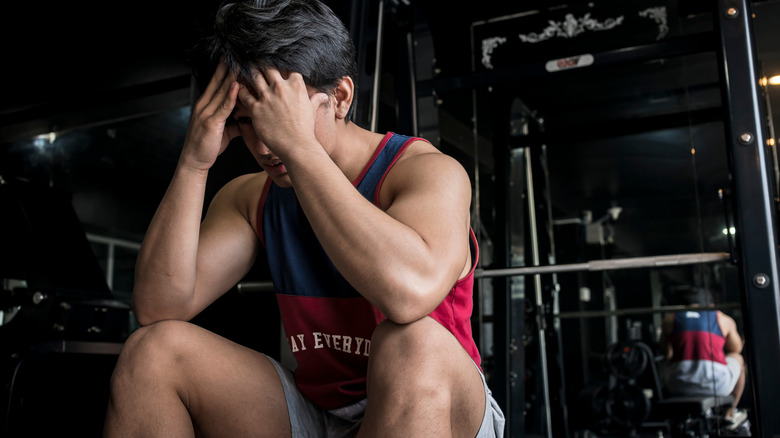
[256,132,481,410]
[669,309,726,365]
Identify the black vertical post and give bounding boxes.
[387,4,416,136]
[491,110,512,437]
[346,0,381,129]
[715,1,780,436]
[529,143,569,438]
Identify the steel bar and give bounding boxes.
[236,281,275,294]
[406,30,418,136]
[474,252,731,279]
[86,233,141,250]
[557,302,741,319]
[369,0,384,132]
[525,148,553,438]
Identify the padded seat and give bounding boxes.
[654,395,734,419]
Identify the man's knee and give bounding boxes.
[367,319,448,403]
[726,352,745,372]
[119,320,195,360]
[368,317,461,388]
[726,351,743,362]
[370,317,445,363]
[365,318,487,435]
[111,320,198,388]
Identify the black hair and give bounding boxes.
[191,0,358,120]
[680,287,714,306]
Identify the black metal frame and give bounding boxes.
[416,32,717,98]
[715,0,780,436]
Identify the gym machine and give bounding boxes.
[376,0,780,436]
[0,176,131,437]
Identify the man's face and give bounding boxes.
[231,84,332,188]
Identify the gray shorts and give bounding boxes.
[723,356,742,394]
[664,356,742,397]
[266,355,505,437]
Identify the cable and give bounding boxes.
[706,309,720,430]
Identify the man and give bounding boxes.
[659,287,747,429]
[103,0,505,437]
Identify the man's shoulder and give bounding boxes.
[392,138,462,171]
[717,310,737,326]
[389,146,468,189]
[398,135,438,155]
[222,171,268,193]
[375,138,470,208]
[212,172,269,217]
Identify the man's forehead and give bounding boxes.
[231,82,323,117]
[232,99,250,117]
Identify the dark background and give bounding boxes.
[1,1,778,436]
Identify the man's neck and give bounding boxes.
[332,124,387,183]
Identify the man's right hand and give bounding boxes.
[181,60,241,172]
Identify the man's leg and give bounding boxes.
[104,320,291,438]
[726,352,746,418]
[359,317,488,438]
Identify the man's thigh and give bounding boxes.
[725,355,742,393]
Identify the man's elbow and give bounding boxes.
[131,301,161,327]
[378,284,442,325]
[131,281,196,326]
[383,309,426,325]
[729,341,744,355]
[131,292,177,327]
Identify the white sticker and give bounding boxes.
[545,54,594,72]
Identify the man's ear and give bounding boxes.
[333,76,355,120]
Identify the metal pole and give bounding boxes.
[525,148,553,438]
[236,281,275,294]
[369,0,384,132]
[85,233,142,250]
[406,30,418,136]
[716,1,780,436]
[86,233,142,290]
[106,243,115,290]
[557,302,742,319]
[475,252,731,278]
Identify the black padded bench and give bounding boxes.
[654,395,735,437]
[655,395,734,418]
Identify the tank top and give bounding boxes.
[257,132,481,410]
[669,310,726,364]
[665,309,731,396]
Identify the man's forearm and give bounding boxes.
[132,164,210,325]
[285,145,468,324]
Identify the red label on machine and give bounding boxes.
[545,54,594,72]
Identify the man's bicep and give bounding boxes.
[193,185,261,310]
[383,156,472,266]
[722,314,744,353]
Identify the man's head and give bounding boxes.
[680,287,715,306]
[193,0,358,120]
